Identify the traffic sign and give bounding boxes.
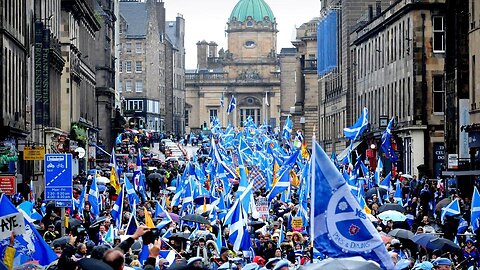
[45,154,73,204]
[23,146,45,160]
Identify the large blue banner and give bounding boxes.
[317,10,338,76]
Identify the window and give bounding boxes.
[125,42,132,53]
[433,16,445,52]
[185,110,189,127]
[125,80,132,92]
[128,100,143,111]
[209,109,218,120]
[118,81,123,93]
[433,75,445,113]
[125,61,132,73]
[135,43,142,53]
[135,61,142,73]
[135,80,143,92]
[119,61,123,73]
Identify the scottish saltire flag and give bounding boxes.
[266,150,300,202]
[381,117,398,162]
[17,201,42,222]
[105,225,116,243]
[115,133,122,145]
[441,198,461,223]
[126,210,139,235]
[220,92,225,108]
[0,195,57,266]
[111,185,124,228]
[343,107,368,141]
[227,200,251,251]
[379,172,391,191]
[310,140,394,270]
[471,187,480,231]
[394,183,403,206]
[154,201,173,230]
[283,116,293,142]
[159,250,176,267]
[89,175,100,217]
[133,149,144,190]
[457,217,468,234]
[227,95,236,114]
[216,224,223,253]
[374,158,383,185]
[78,183,87,218]
[124,175,140,206]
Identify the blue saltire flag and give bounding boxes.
[406,213,414,228]
[115,133,122,145]
[236,149,252,211]
[441,198,461,223]
[457,217,468,234]
[105,224,116,243]
[154,201,172,230]
[78,183,87,218]
[381,117,398,162]
[138,173,148,202]
[379,172,391,190]
[133,149,144,190]
[126,206,139,235]
[310,140,394,270]
[266,150,300,202]
[394,182,403,206]
[277,224,285,248]
[226,199,251,252]
[138,245,149,264]
[471,186,480,232]
[227,95,236,114]
[111,185,124,228]
[282,116,293,142]
[124,175,140,206]
[17,201,43,222]
[343,107,369,141]
[239,137,254,163]
[159,250,176,267]
[0,195,57,266]
[216,225,223,253]
[374,158,383,185]
[89,174,100,217]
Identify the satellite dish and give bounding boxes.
[75,147,86,159]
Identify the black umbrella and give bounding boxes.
[147,173,163,182]
[378,203,405,213]
[168,232,191,241]
[426,238,461,252]
[55,218,81,229]
[435,198,452,213]
[365,187,387,199]
[248,220,266,230]
[91,216,109,228]
[411,233,439,247]
[180,214,210,224]
[51,236,70,247]
[388,228,414,240]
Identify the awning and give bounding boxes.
[336,141,362,163]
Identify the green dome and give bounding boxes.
[229,0,275,23]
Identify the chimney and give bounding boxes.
[208,41,218,58]
[376,1,382,17]
[196,40,208,69]
[368,5,373,21]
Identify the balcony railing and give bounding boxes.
[186,73,227,81]
[303,59,317,71]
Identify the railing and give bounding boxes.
[303,59,317,71]
[186,73,227,81]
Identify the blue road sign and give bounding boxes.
[45,154,73,204]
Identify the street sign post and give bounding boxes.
[44,154,73,206]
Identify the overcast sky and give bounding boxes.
[164,0,321,69]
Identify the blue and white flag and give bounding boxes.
[282,116,293,142]
[89,175,100,217]
[17,201,42,222]
[124,175,140,206]
[105,224,116,243]
[394,183,403,206]
[374,158,383,185]
[471,187,480,232]
[227,95,236,114]
[381,117,398,162]
[220,92,225,108]
[111,185,124,228]
[310,140,394,270]
[441,198,461,223]
[379,172,391,191]
[0,195,57,266]
[457,217,468,234]
[159,250,176,267]
[343,107,368,141]
[115,133,122,145]
[154,201,172,230]
[266,150,300,202]
[227,200,251,252]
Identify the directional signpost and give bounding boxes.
[44,154,73,207]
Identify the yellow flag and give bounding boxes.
[65,215,69,229]
[301,142,310,159]
[144,207,155,228]
[272,161,280,186]
[290,170,300,187]
[110,167,121,194]
[364,205,372,215]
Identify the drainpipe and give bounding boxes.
[421,13,429,176]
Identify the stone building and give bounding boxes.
[318,0,390,154]
[278,48,300,130]
[290,18,320,144]
[186,0,281,131]
[350,0,446,177]
[165,17,186,136]
[118,0,166,132]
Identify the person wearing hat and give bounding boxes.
[390,239,410,260]
[272,259,289,270]
[43,224,58,244]
[187,257,204,268]
[432,258,452,270]
[285,232,293,243]
[211,247,231,269]
[463,238,479,268]
[265,258,280,270]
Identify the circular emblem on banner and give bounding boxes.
[326,184,383,253]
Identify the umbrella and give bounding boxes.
[388,228,414,240]
[248,220,266,230]
[96,176,110,185]
[436,198,452,213]
[218,262,233,270]
[147,173,162,182]
[51,236,70,247]
[13,262,44,270]
[91,216,109,228]
[378,210,407,222]
[426,238,461,252]
[302,256,381,270]
[158,212,180,222]
[367,214,378,222]
[378,203,405,213]
[180,214,210,224]
[365,187,387,199]
[55,218,81,229]
[195,204,214,214]
[400,174,413,179]
[411,233,439,247]
[168,232,190,241]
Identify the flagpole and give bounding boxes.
[309,126,316,261]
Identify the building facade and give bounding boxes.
[119,0,165,132]
[186,0,281,131]
[350,0,446,177]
